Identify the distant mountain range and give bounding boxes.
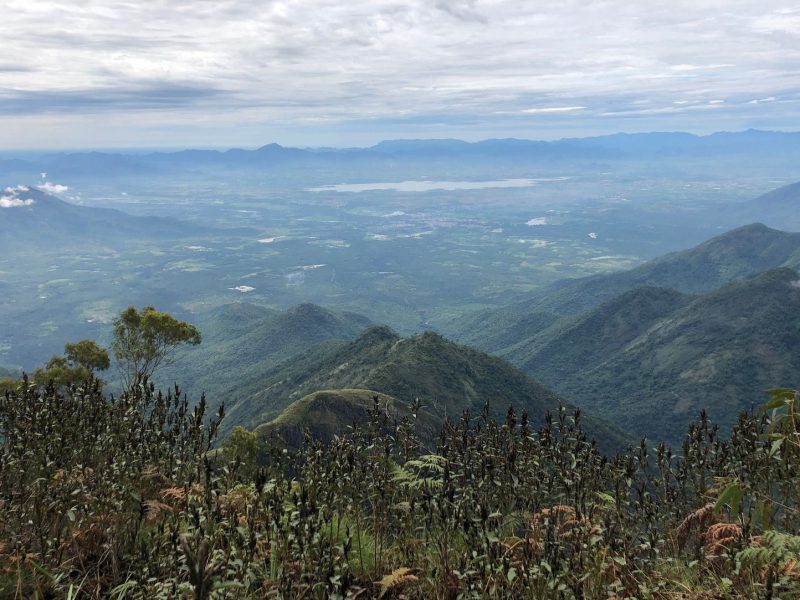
[443,223,800,444]
[3,129,800,180]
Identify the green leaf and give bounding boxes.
[595,491,616,506]
[770,438,784,458]
[715,482,744,515]
[764,388,797,410]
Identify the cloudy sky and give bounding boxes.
[1,0,799,149]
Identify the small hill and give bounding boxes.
[0,366,21,388]
[253,389,441,449]
[555,268,800,444]
[0,366,20,378]
[159,303,372,400]
[223,326,629,453]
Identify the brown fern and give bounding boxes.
[676,503,716,550]
[144,499,175,523]
[702,521,742,556]
[377,567,419,598]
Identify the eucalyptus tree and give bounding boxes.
[112,305,201,388]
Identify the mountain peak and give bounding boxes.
[286,303,334,320]
[255,143,285,152]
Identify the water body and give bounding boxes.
[307,177,568,193]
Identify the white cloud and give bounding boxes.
[526,217,547,226]
[519,106,586,114]
[38,182,69,194]
[0,194,34,208]
[1,185,34,207]
[753,10,800,34]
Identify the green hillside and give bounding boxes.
[443,223,800,359]
[253,388,441,449]
[508,286,691,378]
[552,268,800,443]
[223,325,629,453]
[440,308,560,353]
[0,366,20,378]
[523,222,800,316]
[157,302,371,399]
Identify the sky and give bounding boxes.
[1,0,799,149]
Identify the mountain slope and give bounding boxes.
[253,389,441,449]
[748,181,800,230]
[442,309,560,354]
[0,185,206,248]
[526,223,800,315]
[223,326,629,453]
[159,303,372,400]
[443,223,800,355]
[509,286,692,378]
[555,268,800,444]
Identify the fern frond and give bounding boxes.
[377,567,419,597]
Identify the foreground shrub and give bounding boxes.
[1,380,799,598]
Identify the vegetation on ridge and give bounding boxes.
[2,374,800,598]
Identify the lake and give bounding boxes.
[307,177,568,193]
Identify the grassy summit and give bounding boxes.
[223,326,629,453]
[253,388,441,449]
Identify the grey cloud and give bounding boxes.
[0,84,226,115]
[435,1,488,24]
[0,0,799,146]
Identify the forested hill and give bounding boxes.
[528,268,800,443]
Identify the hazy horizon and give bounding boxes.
[2,127,800,155]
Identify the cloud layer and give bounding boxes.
[1,1,799,147]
